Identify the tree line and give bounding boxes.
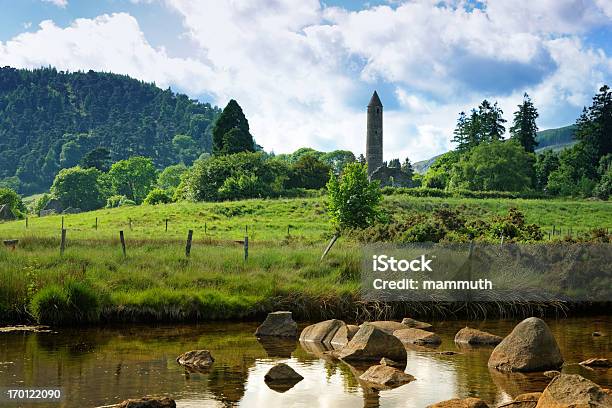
[421,87,611,199]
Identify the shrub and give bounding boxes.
[0,187,26,217]
[401,220,446,243]
[327,162,382,230]
[143,188,173,205]
[106,195,136,208]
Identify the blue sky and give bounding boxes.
[1,0,611,161]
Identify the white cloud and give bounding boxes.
[1,0,611,162]
[0,13,216,93]
[41,0,68,8]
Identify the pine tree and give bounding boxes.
[575,85,612,159]
[212,99,254,155]
[479,100,506,142]
[401,157,414,178]
[510,93,539,153]
[452,111,470,150]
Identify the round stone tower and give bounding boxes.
[366,90,383,177]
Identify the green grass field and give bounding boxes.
[0,195,610,325]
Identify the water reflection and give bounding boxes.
[0,318,609,407]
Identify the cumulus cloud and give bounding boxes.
[1,0,611,161]
[41,0,68,8]
[0,13,216,93]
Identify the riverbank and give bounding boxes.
[1,237,609,325]
[1,196,610,325]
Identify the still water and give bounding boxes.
[0,317,610,408]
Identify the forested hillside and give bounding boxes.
[535,125,576,151]
[0,67,220,194]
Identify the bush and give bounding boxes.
[327,162,382,230]
[29,282,101,325]
[106,195,136,208]
[143,188,173,205]
[0,187,26,217]
[181,152,281,202]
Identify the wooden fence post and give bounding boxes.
[204,223,207,235]
[186,230,193,258]
[95,217,98,231]
[165,219,168,232]
[244,236,249,261]
[61,216,64,230]
[60,229,66,256]
[321,234,339,261]
[25,217,28,229]
[119,231,126,258]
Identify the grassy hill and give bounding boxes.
[0,195,610,325]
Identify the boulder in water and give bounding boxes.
[264,363,303,392]
[255,311,298,337]
[579,357,612,368]
[401,317,433,331]
[426,397,489,407]
[330,324,359,348]
[358,364,415,389]
[488,317,563,372]
[535,373,612,407]
[176,350,214,370]
[335,323,407,363]
[454,327,502,345]
[299,319,345,343]
[365,320,409,334]
[393,328,442,345]
[116,396,176,408]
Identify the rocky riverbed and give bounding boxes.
[0,317,610,407]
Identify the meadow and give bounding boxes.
[0,195,610,325]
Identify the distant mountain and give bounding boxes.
[534,124,576,152]
[0,67,220,194]
[412,125,576,174]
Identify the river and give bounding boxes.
[0,316,610,407]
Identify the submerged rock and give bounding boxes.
[116,396,176,408]
[176,350,214,371]
[358,364,415,389]
[299,319,345,344]
[454,327,502,346]
[488,317,563,372]
[255,311,298,337]
[335,323,407,363]
[579,357,612,368]
[401,317,433,331]
[535,373,612,407]
[592,331,603,337]
[426,397,489,407]
[264,363,304,392]
[393,328,442,345]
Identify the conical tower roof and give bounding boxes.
[368,90,382,107]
